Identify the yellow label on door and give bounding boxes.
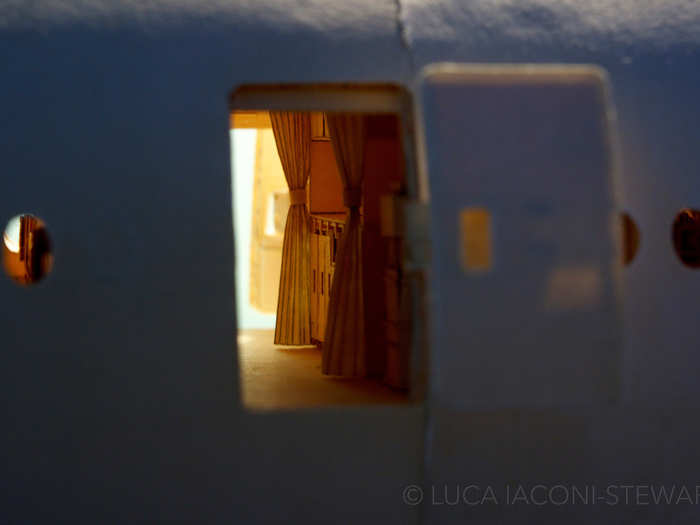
[460,207,492,272]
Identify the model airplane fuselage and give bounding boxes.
[1,2,699,523]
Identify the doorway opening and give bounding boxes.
[229,85,425,410]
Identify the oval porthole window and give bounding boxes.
[2,214,53,285]
[672,208,700,268]
[621,212,640,266]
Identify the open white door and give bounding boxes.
[418,64,622,409]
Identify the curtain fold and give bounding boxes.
[322,114,367,377]
[270,112,311,345]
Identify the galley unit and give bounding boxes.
[310,214,344,344]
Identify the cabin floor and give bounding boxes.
[238,330,408,409]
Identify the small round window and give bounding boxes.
[621,212,640,266]
[2,214,54,285]
[672,208,700,268]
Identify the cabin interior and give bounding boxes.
[231,110,413,409]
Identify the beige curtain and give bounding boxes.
[270,112,311,345]
[322,114,367,376]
